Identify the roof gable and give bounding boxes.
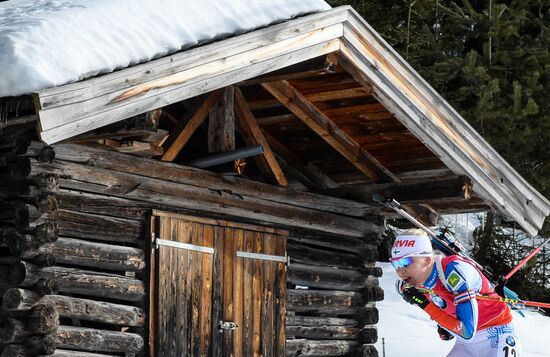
[31,6,550,235]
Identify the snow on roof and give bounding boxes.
[0,0,331,97]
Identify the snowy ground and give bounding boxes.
[375,262,550,357]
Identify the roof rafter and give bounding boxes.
[261,80,398,183]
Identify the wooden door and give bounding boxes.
[150,211,287,357]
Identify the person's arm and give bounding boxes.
[403,261,482,339]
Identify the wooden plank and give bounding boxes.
[37,22,344,144]
[262,234,275,357]
[53,143,371,218]
[222,227,235,355]
[161,90,223,161]
[190,222,202,357]
[261,80,398,183]
[234,88,288,186]
[247,86,370,109]
[276,236,287,357]
[153,210,288,235]
[200,224,214,357]
[34,159,372,237]
[252,231,262,356]
[233,229,244,357]
[242,230,254,357]
[208,87,236,153]
[324,176,470,204]
[211,226,224,357]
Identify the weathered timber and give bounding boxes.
[325,176,471,205]
[286,316,376,342]
[31,158,378,238]
[51,143,373,217]
[12,262,145,302]
[288,233,382,255]
[209,86,235,153]
[27,304,59,334]
[261,80,398,183]
[55,325,144,353]
[24,334,57,355]
[0,344,28,357]
[44,210,143,244]
[287,289,367,316]
[3,289,145,326]
[287,240,375,268]
[48,350,119,357]
[54,189,147,219]
[288,262,378,291]
[235,87,288,186]
[30,237,146,272]
[0,318,29,344]
[34,278,59,295]
[162,90,223,161]
[36,11,346,143]
[286,339,358,357]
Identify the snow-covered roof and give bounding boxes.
[0,0,330,97]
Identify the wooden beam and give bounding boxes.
[208,86,235,153]
[325,176,472,204]
[238,53,339,86]
[261,80,398,183]
[262,130,338,190]
[234,88,288,186]
[247,86,371,110]
[161,89,223,162]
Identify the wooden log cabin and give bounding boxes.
[1,5,549,357]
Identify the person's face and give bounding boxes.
[393,256,433,287]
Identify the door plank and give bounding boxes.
[211,226,224,357]
[262,233,275,357]
[274,236,287,357]
[252,231,263,357]
[200,224,214,356]
[174,220,189,357]
[242,230,255,357]
[190,222,203,356]
[222,227,235,355]
[233,229,245,357]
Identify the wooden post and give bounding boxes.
[234,88,287,186]
[209,86,236,153]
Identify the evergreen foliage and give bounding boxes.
[328,0,550,304]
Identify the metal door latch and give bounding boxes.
[218,321,237,333]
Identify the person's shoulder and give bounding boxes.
[443,258,481,292]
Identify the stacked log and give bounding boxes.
[1,139,386,356]
[286,233,383,357]
[0,139,147,356]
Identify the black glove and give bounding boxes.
[437,325,454,341]
[402,286,430,309]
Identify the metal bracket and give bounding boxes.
[218,320,237,333]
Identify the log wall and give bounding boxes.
[0,136,384,356]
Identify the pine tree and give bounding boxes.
[328,0,550,304]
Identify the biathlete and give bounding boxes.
[391,229,521,357]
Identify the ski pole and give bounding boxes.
[505,236,550,280]
[413,286,550,309]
